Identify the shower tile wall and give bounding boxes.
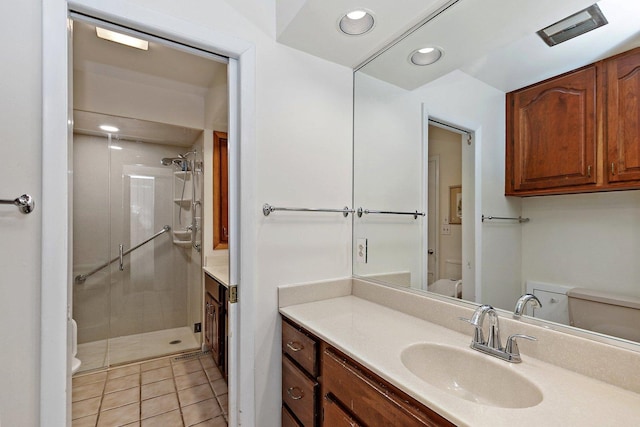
[74,134,191,345]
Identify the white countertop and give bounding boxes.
[203,265,229,287]
[280,294,640,426]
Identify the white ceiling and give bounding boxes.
[73,20,227,142]
[277,0,456,68]
[278,0,640,92]
[74,110,202,147]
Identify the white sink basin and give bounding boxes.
[401,343,543,408]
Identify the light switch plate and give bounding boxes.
[357,238,368,263]
[441,224,451,235]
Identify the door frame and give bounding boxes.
[42,1,256,425]
[427,155,440,285]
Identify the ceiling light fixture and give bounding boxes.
[409,46,443,66]
[96,27,149,51]
[537,4,608,47]
[339,10,375,36]
[99,125,120,132]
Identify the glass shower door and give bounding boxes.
[107,140,195,366]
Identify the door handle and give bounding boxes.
[428,249,434,255]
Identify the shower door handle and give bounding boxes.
[118,244,124,271]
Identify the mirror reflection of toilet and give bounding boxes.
[567,288,640,343]
[428,259,462,298]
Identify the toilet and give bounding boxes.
[428,259,462,298]
[71,319,82,374]
[567,287,640,342]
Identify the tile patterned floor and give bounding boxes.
[72,352,228,427]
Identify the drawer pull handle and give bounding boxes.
[286,341,303,352]
[287,387,304,400]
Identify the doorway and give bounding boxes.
[71,15,228,371]
[426,121,468,299]
[42,2,256,424]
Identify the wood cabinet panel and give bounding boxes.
[282,319,318,377]
[282,356,318,426]
[509,66,597,193]
[282,405,303,427]
[323,395,363,427]
[213,131,229,249]
[607,48,640,184]
[322,346,455,427]
[204,274,226,374]
[506,46,640,196]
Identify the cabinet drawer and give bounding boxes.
[282,405,302,427]
[283,319,318,376]
[322,347,454,427]
[282,356,318,426]
[323,395,363,427]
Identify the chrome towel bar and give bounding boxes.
[357,207,425,220]
[262,203,354,217]
[482,215,530,223]
[1,194,35,214]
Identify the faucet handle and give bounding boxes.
[505,334,537,361]
[459,317,485,345]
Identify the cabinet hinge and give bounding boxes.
[229,285,238,304]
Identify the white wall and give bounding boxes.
[354,68,522,308]
[522,191,640,297]
[353,73,425,287]
[0,0,42,425]
[74,68,206,129]
[413,70,520,309]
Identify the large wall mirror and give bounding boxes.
[353,0,640,346]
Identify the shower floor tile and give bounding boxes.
[77,326,199,373]
[72,351,228,427]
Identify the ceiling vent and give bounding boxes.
[537,4,607,47]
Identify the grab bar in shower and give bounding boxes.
[74,225,171,284]
[0,194,35,214]
[357,207,425,220]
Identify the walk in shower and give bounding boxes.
[72,111,204,372]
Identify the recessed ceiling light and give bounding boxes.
[339,10,375,36]
[96,27,149,51]
[410,46,443,66]
[109,145,123,150]
[99,125,119,132]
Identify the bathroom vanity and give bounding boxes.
[205,269,229,381]
[282,317,452,426]
[279,278,640,426]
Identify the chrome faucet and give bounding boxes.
[461,304,537,363]
[514,293,542,318]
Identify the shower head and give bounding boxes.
[161,156,191,170]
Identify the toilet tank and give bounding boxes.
[443,259,462,280]
[567,287,640,342]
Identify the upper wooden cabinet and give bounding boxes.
[506,47,640,196]
[606,48,640,184]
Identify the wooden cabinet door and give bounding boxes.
[205,291,221,365]
[606,47,640,184]
[323,395,363,427]
[509,66,597,192]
